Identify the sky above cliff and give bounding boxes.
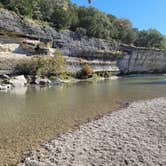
[71,0,166,36]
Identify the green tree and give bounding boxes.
[69,5,79,30]
[111,19,137,44]
[135,29,166,48]
[51,8,71,29]
[5,0,33,17]
[78,7,113,39]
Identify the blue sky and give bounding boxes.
[71,0,166,36]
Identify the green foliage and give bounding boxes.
[110,19,138,44]
[16,50,65,76]
[161,38,166,49]
[50,8,77,29]
[78,7,113,39]
[4,0,33,17]
[134,29,166,49]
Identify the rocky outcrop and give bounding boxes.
[0,9,120,59]
[0,53,30,75]
[0,9,52,41]
[53,31,120,60]
[65,56,120,74]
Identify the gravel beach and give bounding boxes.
[20,98,166,166]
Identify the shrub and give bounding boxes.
[77,64,93,79]
[82,64,93,76]
[14,58,39,75]
[16,50,65,76]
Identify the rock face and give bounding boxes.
[0,8,120,59]
[65,56,120,74]
[53,31,120,60]
[0,9,166,74]
[0,9,52,41]
[118,44,166,74]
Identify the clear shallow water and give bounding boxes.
[0,75,166,165]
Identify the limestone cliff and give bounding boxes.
[0,9,166,74]
[119,44,166,74]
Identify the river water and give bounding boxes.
[0,74,166,165]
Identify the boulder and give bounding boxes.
[9,75,27,87]
[35,77,51,85]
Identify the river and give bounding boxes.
[0,74,166,165]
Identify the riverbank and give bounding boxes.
[19,98,166,166]
[0,72,119,91]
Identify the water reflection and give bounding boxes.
[10,86,28,96]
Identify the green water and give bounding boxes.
[0,75,166,165]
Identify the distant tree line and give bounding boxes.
[1,0,166,49]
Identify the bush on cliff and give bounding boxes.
[77,64,93,79]
[16,50,65,77]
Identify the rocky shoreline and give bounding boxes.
[19,98,166,166]
[0,74,119,91]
